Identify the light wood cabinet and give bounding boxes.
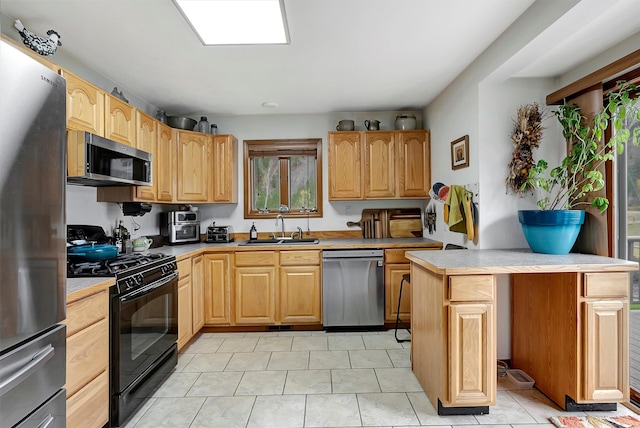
[204,253,233,325]
[512,271,630,410]
[235,251,277,324]
[328,130,430,200]
[192,255,205,332]
[328,132,362,199]
[582,273,629,402]
[210,134,238,203]
[65,289,109,428]
[231,250,322,326]
[364,132,396,198]
[156,123,176,201]
[134,110,156,201]
[105,93,136,147]
[177,130,209,202]
[279,250,322,324]
[177,258,193,351]
[397,131,431,198]
[61,68,105,136]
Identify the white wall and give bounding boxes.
[192,111,425,237]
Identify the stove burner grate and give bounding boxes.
[68,253,168,277]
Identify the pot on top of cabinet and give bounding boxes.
[336,120,355,131]
[364,120,380,130]
[395,114,417,130]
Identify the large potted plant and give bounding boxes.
[509,82,639,254]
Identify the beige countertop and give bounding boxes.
[67,237,442,298]
[406,248,639,275]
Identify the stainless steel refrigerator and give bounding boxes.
[0,40,67,428]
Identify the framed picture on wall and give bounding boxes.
[451,135,469,170]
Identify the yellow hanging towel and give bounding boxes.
[443,185,474,240]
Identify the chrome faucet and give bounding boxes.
[275,214,285,238]
[291,226,303,240]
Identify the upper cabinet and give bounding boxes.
[176,130,209,202]
[105,93,136,147]
[328,132,362,199]
[328,130,430,200]
[62,69,105,136]
[134,111,157,201]
[156,122,176,202]
[210,134,238,203]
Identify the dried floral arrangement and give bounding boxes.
[505,102,545,196]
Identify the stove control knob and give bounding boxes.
[125,278,134,289]
[135,274,144,285]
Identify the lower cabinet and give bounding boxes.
[280,250,322,324]
[384,248,438,323]
[192,255,205,332]
[65,289,109,428]
[177,258,193,351]
[233,250,322,326]
[204,253,233,325]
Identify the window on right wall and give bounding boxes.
[243,138,323,219]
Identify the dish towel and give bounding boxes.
[443,185,474,240]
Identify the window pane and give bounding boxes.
[289,155,316,210]
[252,157,280,211]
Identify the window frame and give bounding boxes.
[243,138,323,219]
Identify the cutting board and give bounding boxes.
[347,208,422,238]
[389,216,423,238]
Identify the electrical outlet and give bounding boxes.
[346,205,352,215]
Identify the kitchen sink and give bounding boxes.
[238,238,319,246]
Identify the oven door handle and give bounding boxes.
[120,272,178,302]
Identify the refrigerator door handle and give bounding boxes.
[0,344,54,397]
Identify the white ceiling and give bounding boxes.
[1,0,639,116]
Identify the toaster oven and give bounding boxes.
[206,225,234,243]
[160,211,201,244]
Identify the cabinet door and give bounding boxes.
[583,300,629,401]
[177,276,193,351]
[204,253,232,325]
[177,131,209,202]
[397,131,430,198]
[364,132,395,198]
[62,69,104,135]
[328,132,362,200]
[192,255,205,332]
[105,93,136,147]
[156,123,176,202]
[448,303,495,406]
[211,135,237,203]
[135,111,157,201]
[384,263,411,323]
[235,266,276,324]
[280,265,321,324]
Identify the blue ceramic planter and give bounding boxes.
[517,210,585,254]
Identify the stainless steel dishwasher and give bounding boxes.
[322,249,384,327]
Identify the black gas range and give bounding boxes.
[67,225,178,427]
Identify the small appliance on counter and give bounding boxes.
[160,211,201,244]
[206,223,234,243]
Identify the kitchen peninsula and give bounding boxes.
[406,249,639,416]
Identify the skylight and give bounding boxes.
[174,0,289,45]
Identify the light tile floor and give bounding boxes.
[122,330,639,428]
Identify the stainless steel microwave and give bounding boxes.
[66,130,152,186]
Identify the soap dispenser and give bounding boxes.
[249,222,258,240]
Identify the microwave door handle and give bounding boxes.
[0,345,55,397]
[120,272,178,302]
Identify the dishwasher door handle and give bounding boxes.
[322,257,383,264]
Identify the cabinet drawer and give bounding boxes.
[66,290,108,337]
[66,318,108,397]
[235,251,276,266]
[584,272,629,298]
[177,258,192,278]
[280,250,320,266]
[385,249,409,264]
[449,275,495,301]
[66,370,109,428]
